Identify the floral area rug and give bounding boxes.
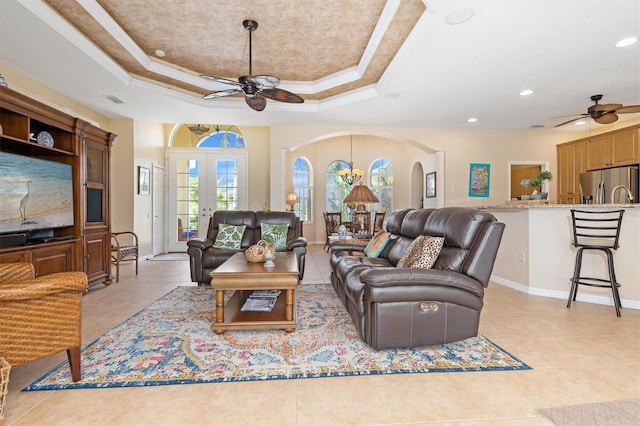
[25,285,530,390]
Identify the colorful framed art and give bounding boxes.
[468,163,490,197]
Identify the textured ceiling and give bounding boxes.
[44,0,424,101]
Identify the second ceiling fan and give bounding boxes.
[554,94,640,127]
[200,19,304,111]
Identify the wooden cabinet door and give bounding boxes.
[31,242,74,277]
[557,141,586,204]
[557,144,575,197]
[611,128,639,166]
[83,230,112,285]
[586,135,610,170]
[0,251,31,264]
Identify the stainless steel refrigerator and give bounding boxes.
[580,166,639,204]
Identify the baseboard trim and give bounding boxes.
[490,275,639,310]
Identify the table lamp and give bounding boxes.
[286,192,299,212]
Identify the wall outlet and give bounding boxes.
[519,251,526,262]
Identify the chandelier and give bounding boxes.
[338,136,364,186]
[187,124,210,136]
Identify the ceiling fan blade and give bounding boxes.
[616,105,640,114]
[555,116,588,127]
[594,113,618,124]
[245,94,267,111]
[550,113,588,119]
[244,75,280,89]
[203,88,243,100]
[261,88,305,103]
[591,103,622,112]
[200,75,243,87]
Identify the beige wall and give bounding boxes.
[4,63,640,256]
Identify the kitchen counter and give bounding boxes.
[482,205,639,311]
[479,203,640,209]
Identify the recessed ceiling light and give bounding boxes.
[445,8,474,25]
[616,37,638,47]
[574,120,586,126]
[467,117,478,123]
[520,89,534,96]
[154,49,166,58]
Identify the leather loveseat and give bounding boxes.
[329,207,504,350]
[187,210,307,286]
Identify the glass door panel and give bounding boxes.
[167,151,246,252]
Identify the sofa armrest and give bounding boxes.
[186,238,214,251]
[286,237,307,250]
[359,267,484,299]
[329,241,366,254]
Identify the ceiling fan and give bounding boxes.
[554,94,640,127]
[200,19,304,111]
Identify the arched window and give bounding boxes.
[292,157,312,221]
[326,160,351,220]
[198,132,246,148]
[370,158,393,216]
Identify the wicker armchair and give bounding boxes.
[0,263,86,382]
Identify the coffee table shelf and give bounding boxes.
[216,290,295,331]
[209,252,299,334]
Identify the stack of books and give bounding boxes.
[240,290,281,312]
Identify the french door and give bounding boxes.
[167,150,247,252]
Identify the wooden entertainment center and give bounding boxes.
[0,86,116,287]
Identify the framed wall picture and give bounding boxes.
[468,163,490,197]
[138,166,150,195]
[425,171,436,198]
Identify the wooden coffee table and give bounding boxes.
[209,251,299,334]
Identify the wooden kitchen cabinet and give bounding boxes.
[558,125,639,204]
[586,127,639,170]
[557,140,586,204]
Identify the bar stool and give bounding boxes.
[567,209,625,316]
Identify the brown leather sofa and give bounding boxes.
[329,207,505,350]
[187,210,307,286]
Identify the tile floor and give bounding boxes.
[3,244,639,425]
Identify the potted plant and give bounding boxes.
[529,171,553,199]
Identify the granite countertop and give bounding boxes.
[479,203,639,209]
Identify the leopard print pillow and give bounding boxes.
[397,235,426,267]
[396,235,444,269]
[409,236,444,269]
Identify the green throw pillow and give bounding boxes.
[213,224,246,250]
[261,223,289,250]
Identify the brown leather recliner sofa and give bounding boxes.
[187,210,307,286]
[329,207,505,350]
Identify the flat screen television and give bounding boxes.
[0,151,74,235]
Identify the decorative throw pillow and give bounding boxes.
[261,223,289,250]
[364,231,391,258]
[409,236,444,269]
[213,224,246,250]
[396,235,426,268]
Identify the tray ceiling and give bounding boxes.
[44,0,425,102]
